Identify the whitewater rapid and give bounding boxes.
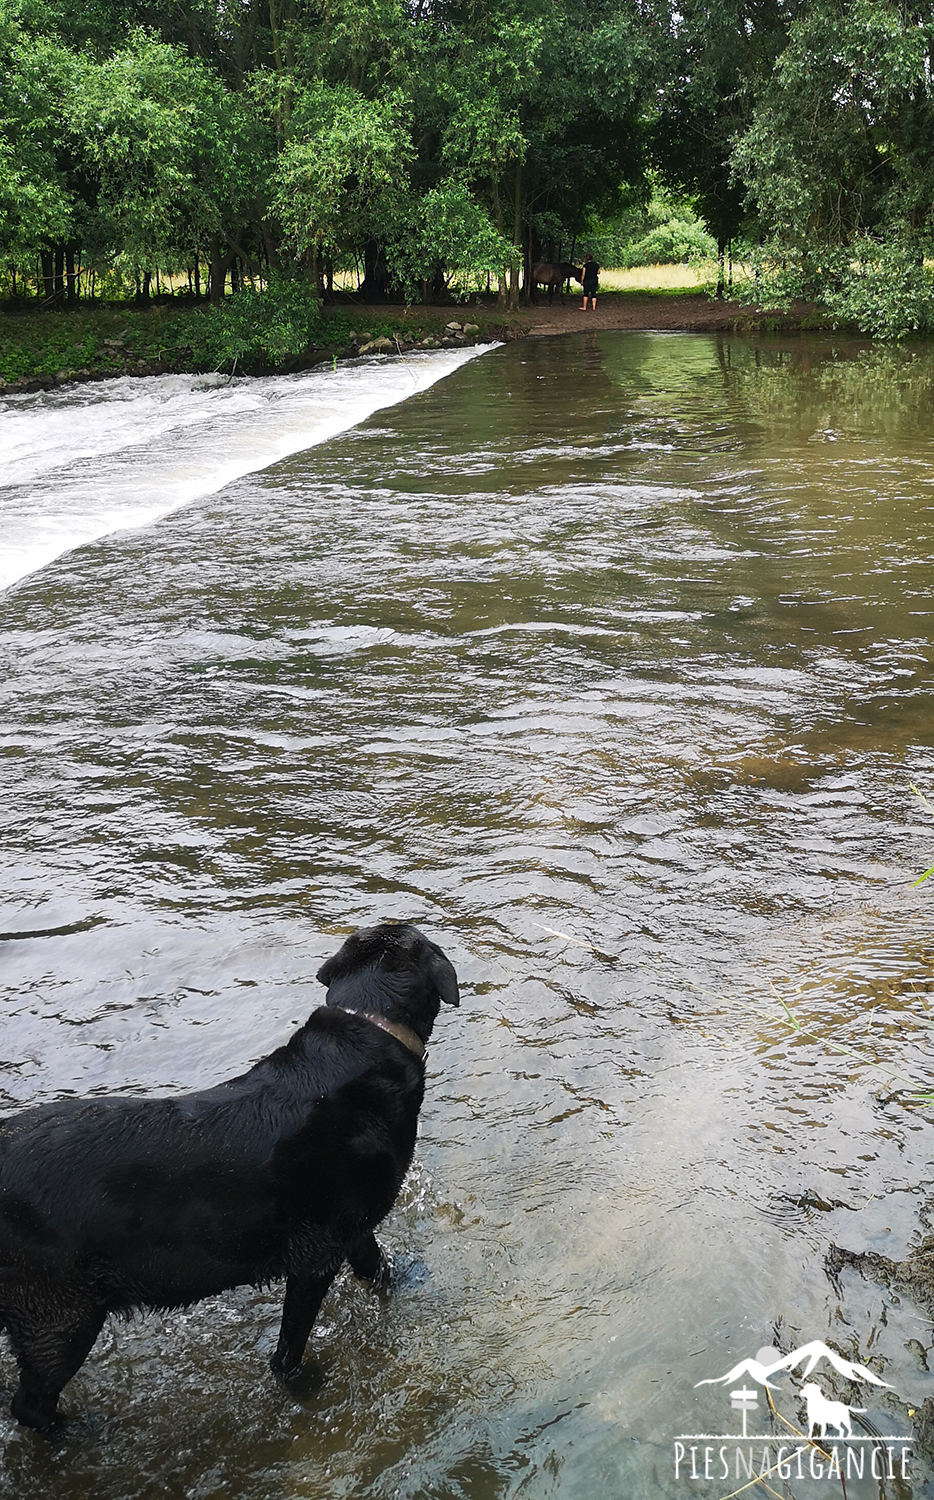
[0,346,490,593]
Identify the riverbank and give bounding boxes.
[0,291,829,393]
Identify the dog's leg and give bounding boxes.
[270,1268,338,1382]
[8,1304,106,1430]
[347,1232,392,1292]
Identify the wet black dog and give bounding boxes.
[0,922,459,1428]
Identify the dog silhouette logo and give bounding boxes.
[800,1382,865,1439]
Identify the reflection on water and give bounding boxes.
[2,332,934,1498]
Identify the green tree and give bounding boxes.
[652,0,794,294]
[731,0,934,333]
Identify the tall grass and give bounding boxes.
[598,262,720,294]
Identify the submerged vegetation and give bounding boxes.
[3,0,934,335]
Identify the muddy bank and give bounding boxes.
[0,293,827,394]
[499,290,825,336]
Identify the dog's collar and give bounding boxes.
[336,1008,425,1059]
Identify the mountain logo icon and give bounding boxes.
[695,1340,893,1394]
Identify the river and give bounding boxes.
[1,331,934,1499]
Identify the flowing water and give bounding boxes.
[2,331,934,1499]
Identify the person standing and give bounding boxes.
[581,253,599,311]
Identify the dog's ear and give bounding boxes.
[316,954,338,987]
[427,947,460,1007]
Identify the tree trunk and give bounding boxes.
[209,234,232,305]
[65,245,79,306]
[360,239,390,299]
[491,178,508,307]
[509,160,522,311]
[261,224,280,273]
[54,245,65,300]
[40,250,55,302]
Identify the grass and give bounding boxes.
[599,262,719,294]
[0,301,505,387]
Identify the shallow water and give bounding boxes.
[2,331,934,1499]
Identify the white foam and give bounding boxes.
[0,347,491,592]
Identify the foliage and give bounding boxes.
[4,0,934,330]
[729,0,934,331]
[619,216,716,267]
[0,300,501,383]
[738,236,934,339]
[0,6,82,257]
[651,0,792,245]
[581,183,716,267]
[390,180,518,300]
[271,81,412,255]
[203,273,323,366]
[733,0,934,251]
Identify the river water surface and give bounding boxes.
[2,332,934,1499]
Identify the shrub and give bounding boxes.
[620,216,716,267]
[204,274,322,368]
[738,236,934,339]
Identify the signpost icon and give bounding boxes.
[731,1386,759,1439]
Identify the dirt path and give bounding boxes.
[505,291,760,336]
[344,290,816,343]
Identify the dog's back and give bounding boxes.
[0,1007,423,1303]
[0,922,459,1428]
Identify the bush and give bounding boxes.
[579,187,717,269]
[738,236,934,339]
[204,274,323,368]
[620,216,716,267]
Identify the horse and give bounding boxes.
[528,261,582,303]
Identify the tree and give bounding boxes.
[652,0,794,294]
[730,0,934,333]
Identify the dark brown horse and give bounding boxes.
[528,261,582,303]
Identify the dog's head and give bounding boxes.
[316,923,460,1043]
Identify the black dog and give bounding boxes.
[0,922,459,1428]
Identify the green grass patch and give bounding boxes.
[598,262,722,295]
[0,301,502,386]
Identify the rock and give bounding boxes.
[445,321,462,332]
[373,336,395,351]
[421,338,439,348]
[102,338,125,348]
[462,323,480,334]
[358,341,376,354]
[347,331,357,341]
